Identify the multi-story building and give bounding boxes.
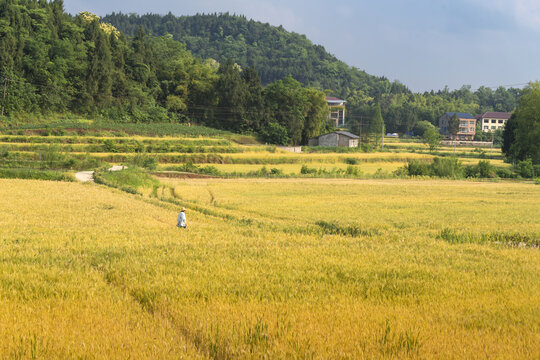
[438,112,476,140]
[326,97,346,127]
[478,112,511,132]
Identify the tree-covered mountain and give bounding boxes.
[103,12,523,133]
[103,12,411,100]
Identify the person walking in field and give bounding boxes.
[177,208,187,229]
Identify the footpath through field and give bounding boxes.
[75,165,126,182]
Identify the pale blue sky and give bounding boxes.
[64,0,539,92]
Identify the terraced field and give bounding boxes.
[0,131,509,178]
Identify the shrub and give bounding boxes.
[431,157,462,178]
[496,167,515,179]
[130,154,158,170]
[407,160,431,176]
[262,122,290,145]
[103,139,119,152]
[361,143,374,152]
[257,166,269,176]
[399,157,464,178]
[516,159,535,178]
[176,161,200,173]
[346,165,361,176]
[477,160,495,178]
[199,165,221,176]
[344,157,360,165]
[300,165,317,174]
[393,166,409,178]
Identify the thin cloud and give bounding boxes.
[241,1,303,31]
[470,0,540,31]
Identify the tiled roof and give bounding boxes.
[479,112,512,119]
[325,96,344,101]
[445,112,475,119]
[335,131,360,139]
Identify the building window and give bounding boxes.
[491,119,496,123]
[484,119,489,123]
[484,126,489,130]
[498,120,503,124]
[491,126,496,130]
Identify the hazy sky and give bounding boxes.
[63,0,539,92]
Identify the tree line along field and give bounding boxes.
[0,177,538,358]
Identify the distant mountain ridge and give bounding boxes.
[103,12,411,99]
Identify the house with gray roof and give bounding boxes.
[309,131,359,147]
[438,112,477,140]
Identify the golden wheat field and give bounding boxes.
[1,178,539,359]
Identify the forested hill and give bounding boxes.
[103,12,410,99]
[0,1,524,139]
[103,12,523,133]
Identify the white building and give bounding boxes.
[478,112,511,132]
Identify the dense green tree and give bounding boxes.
[263,76,327,145]
[241,66,267,132]
[262,121,289,145]
[302,88,328,144]
[413,120,435,137]
[422,126,442,152]
[0,2,221,125]
[369,103,384,147]
[502,113,517,160]
[448,114,460,139]
[502,82,540,164]
[264,76,306,145]
[214,59,248,131]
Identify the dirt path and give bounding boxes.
[75,171,95,182]
[75,165,127,182]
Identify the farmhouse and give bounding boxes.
[478,112,511,132]
[438,112,477,141]
[309,131,359,147]
[326,97,346,127]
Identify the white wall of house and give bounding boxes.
[481,118,507,132]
